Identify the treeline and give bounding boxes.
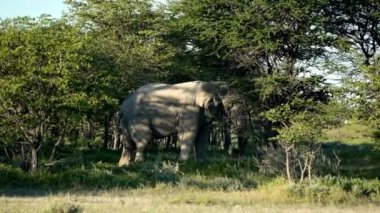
[0,0,379,178]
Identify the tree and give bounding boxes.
[65,0,177,148]
[66,0,175,86]
[168,0,330,76]
[167,0,334,140]
[166,0,344,183]
[322,0,380,127]
[257,75,331,183]
[0,16,89,171]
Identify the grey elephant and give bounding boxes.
[223,90,251,155]
[118,81,225,166]
[214,83,251,155]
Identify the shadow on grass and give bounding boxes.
[0,149,260,197]
[321,141,380,179]
[4,140,378,197]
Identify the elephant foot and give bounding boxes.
[118,156,131,167]
[135,152,145,162]
[179,152,190,161]
[118,147,132,167]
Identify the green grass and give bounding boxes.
[319,121,380,179]
[321,120,377,145]
[2,189,379,213]
[1,121,380,212]
[0,150,261,191]
[1,148,380,204]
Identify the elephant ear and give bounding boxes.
[196,83,226,119]
[211,81,230,97]
[195,93,211,108]
[197,95,220,123]
[195,82,218,108]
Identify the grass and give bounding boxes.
[320,120,380,178]
[1,151,380,211]
[1,120,380,212]
[0,151,261,192]
[321,120,378,145]
[1,186,380,213]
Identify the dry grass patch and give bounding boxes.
[1,188,380,213]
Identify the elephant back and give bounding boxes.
[133,81,219,107]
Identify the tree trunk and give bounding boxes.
[103,114,110,149]
[86,119,95,141]
[4,147,11,160]
[30,125,43,173]
[49,134,64,162]
[223,123,231,151]
[112,129,121,150]
[284,144,293,184]
[112,111,121,150]
[20,144,30,172]
[30,146,38,173]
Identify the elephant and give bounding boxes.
[118,81,226,166]
[214,83,252,156]
[224,92,251,155]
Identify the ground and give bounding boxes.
[1,121,379,212]
[1,188,380,213]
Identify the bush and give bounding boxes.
[44,202,84,213]
[178,174,257,191]
[287,176,380,204]
[254,143,341,182]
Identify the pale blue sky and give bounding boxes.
[0,0,167,19]
[0,0,68,19]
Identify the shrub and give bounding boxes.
[44,202,84,213]
[287,176,380,204]
[254,143,341,183]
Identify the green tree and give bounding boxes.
[168,0,329,76]
[257,75,331,183]
[66,0,175,86]
[167,0,334,139]
[0,16,89,171]
[65,0,177,148]
[322,0,380,127]
[167,0,342,183]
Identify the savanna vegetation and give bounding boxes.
[0,0,379,212]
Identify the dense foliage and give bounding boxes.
[0,0,379,193]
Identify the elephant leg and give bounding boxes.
[129,121,152,162]
[119,146,131,166]
[179,131,197,161]
[135,138,149,162]
[195,126,210,162]
[118,130,134,167]
[238,137,248,156]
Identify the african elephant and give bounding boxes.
[118,81,225,166]
[224,92,251,155]
[215,83,251,156]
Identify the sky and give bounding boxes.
[0,0,168,19]
[0,0,68,19]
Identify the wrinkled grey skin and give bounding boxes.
[118,81,225,166]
